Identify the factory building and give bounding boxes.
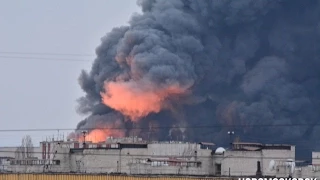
[8,137,215,175]
[0,146,42,172]
[214,142,295,177]
[1,136,299,177]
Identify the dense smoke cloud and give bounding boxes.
[75,0,320,158]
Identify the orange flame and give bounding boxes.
[101,81,188,121]
[78,129,125,143]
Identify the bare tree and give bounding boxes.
[14,146,24,159]
[15,135,34,159]
[24,135,34,158]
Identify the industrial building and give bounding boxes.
[7,137,215,175]
[0,136,304,177]
[215,142,295,177]
[291,152,320,178]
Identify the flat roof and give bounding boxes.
[264,144,293,147]
[199,142,215,146]
[117,142,148,145]
[232,142,293,146]
[232,142,263,145]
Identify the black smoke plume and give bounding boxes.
[76,0,320,159]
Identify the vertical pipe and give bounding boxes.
[48,143,51,159]
[119,148,122,174]
[43,143,47,159]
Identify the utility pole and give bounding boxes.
[82,131,87,148]
[228,131,234,149]
[148,122,154,142]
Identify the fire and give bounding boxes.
[78,129,125,143]
[101,80,187,121]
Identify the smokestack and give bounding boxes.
[74,0,320,158]
[256,161,262,177]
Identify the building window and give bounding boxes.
[215,164,221,176]
[53,160,60,165]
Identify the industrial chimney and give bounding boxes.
[256,161,262,177]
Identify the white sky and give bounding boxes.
[0,0,141,146]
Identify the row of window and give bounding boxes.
[10,159,60,166]
[150,161,201,167]
[135,159,201,167]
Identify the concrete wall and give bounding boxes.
[33,147,42,159]
[43,142,214,175]
[293,166,320,178]
[292,151,320,178]
[294,166,313,178]
[7,142,69,173]
[0,147,18,158]
[213,146,295,177]
[124,148,213,176]
[0,147,41,159]
[0,158,11,172]
[313,152,320,165]
[217,151,262,176]
[147,143,200,156]
[64,143,214,176]
[261,147,295,177]
[3,142,297,177]
[72,149,121,173]
[292,152,320,179]
[8,163,43,173]
[0,174,238,180]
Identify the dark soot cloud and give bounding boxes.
[76,0,320,158]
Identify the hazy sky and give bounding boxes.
[0,0,140,146]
